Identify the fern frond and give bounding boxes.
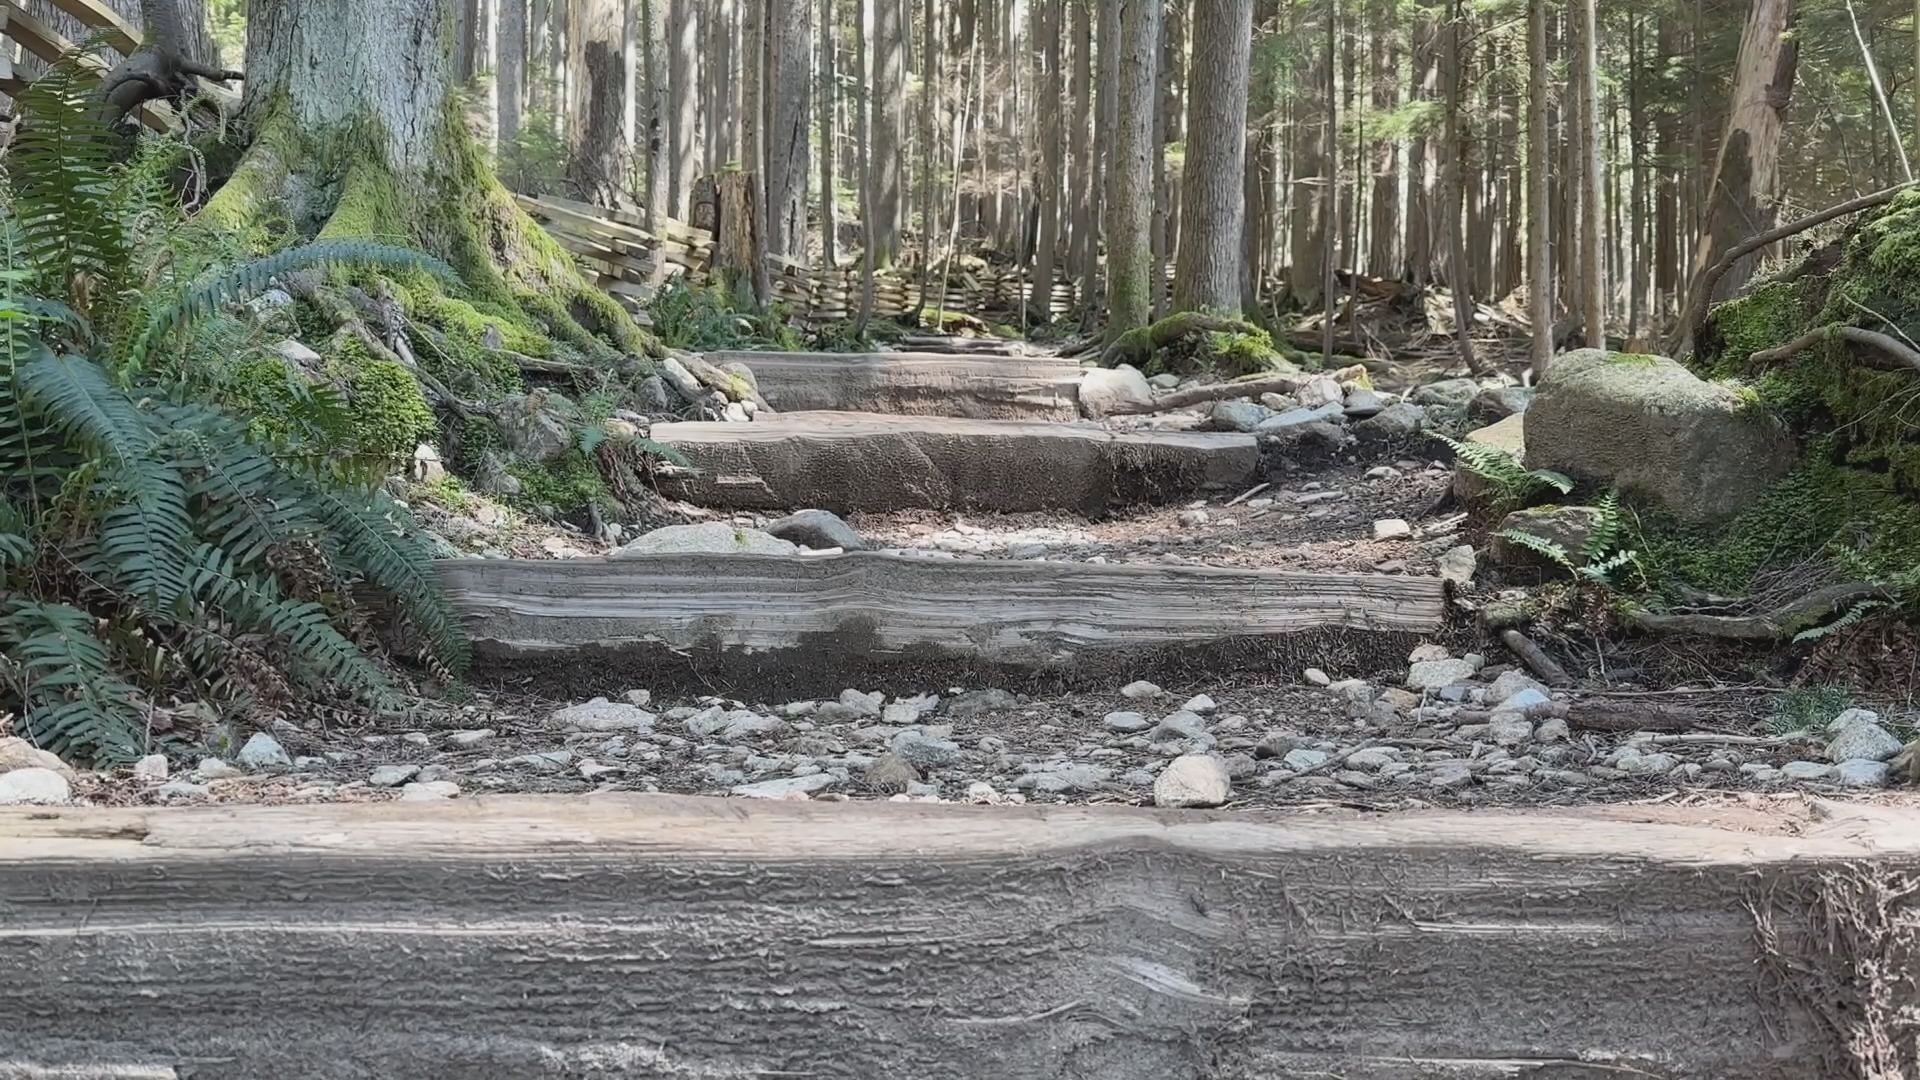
[1582,492,1623,563]
[1792,599,1890,644]
[182,544,393,698]
[0,600,145,763]
[9,61,126,306]
[130,239,459,368]
[630,436,693,469]
[304,481,469,677]
[1497,528,1576,571]
[17,351,193,606]
[1578,549,1641,585]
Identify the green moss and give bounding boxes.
[1633,447,1920,598]
[1606,352,1664,367]
[330,339,437,461]
[318,159,409,241]
[506,449,608,515]
[220,355,305,443]
[1699,281,1805,375]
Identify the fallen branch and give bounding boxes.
[1498,628,1573,688]
[1748,325,1920,373]
[1624,582,1892,641]
[1672,182,1918,354]
[1561,701,1717,734]
[1102,373,1307,416]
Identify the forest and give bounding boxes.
[1,0,1919,769]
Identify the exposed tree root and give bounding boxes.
[1497,628,1573,687]
[1749,324,1920,372]
[1624,582,1892,640]
[1100,311,1290,372]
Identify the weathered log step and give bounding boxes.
[4,796,1912,1078]
[707,349,1085,420]
[439,551,1444,679]
[651,411,1259,514]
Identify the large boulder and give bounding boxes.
[1078,364,1156,419]
[613,522,799,558]
[496,390,576,463]
[1524,350,1796,524]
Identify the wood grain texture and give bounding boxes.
[651,411,1260,514]
[439,551,1445,662]
[3,795,1915,1078]
[708,349,1086,420]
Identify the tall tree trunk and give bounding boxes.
[1103,0,1160,341]
[1151,0,1183,319]
[763,0,813,260]
[855,0,877,331]
[497,0,525,146]
[668,0,700,217]
[1653,16,1678,315]
[567,0,628,206]
[1683,0,1798,311]
[1173,0,1252,313]
[1243,0,1279,315]
[1366,0,1400,277]
[1439,0,1477,371]
[1030,0,1064,319]
[1087,0,1119,324]
[819,0,839,265]
[643,0,671,223]
[1526,0,1551,368]
[917,0,938,312]
[1404,2,1437,286]
[1287,0,1330,310]
[1069,0,1095,318]
[1573,0,1604,345]
[870,0,906,265]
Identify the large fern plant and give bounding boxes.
[0,59,468,764]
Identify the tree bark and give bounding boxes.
[496,0,525,146]
[1287,1,1329,310]
[1526,0,1552,369]
[1102,0,1160,342]
[566,0,628,206]
[668,0,700,217]
[870,0,905,265]
[855,0,876,331]
[1088,0,1119,324]
[1068,0,1095,318]
[1573,0,1605,344]
[1683,0,1798,309]
[1366,0,1400,278]
[1029,0,1064,320]
[1172,0,1252,314]
[1151,0,1183,319]
[1405,3,1437,286]
[763,0,812,260]
[819,0,839,265]
[642,0,671,223]
[1439,0,1478,371]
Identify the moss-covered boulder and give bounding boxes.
[1524,349,1796,524]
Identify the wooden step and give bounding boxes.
[4,796,1911,1077]
[440,552,1445,675]
[650,411,1259,515]
[706,350,1085,421]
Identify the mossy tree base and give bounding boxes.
[1099,311,1305,377]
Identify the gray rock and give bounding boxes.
[550,698,656,732]
[1345,747,1399,771]
[237,732,291,769]
[194,757,243,781]
[613,522,799,558]
[733,774,836,799]
[1834,759,1893,788]
[1781,760,1834,781]
[1825,707,1882,733]
[1254,731,1300,759]
[157,779,211,800]
[1487,670,1549,702]
[1437,545,1477,587]
[1152,711,1209,742]
[1282,748,1330,771]
[1524,349,1797,524]
[1491,505,1607,570]
[509,751,574,773]
[1103,711,1151,733]
[636,374,673,412]
[1343,388,1386,418]
[766,509,866,551]
[1487,713,1534,746]
[0,767,70,805]
[400,780,462,801]
[1298,377,1345,407]
[131,754,169,782]
[1411,378,1483,410]
[890,730,962,769]
[658,356,706,404]
[1407,659,1478,691]
[1534,717,1572,742]
[1469,385,1534,423]
[1147,373,1182,390]
[1425,762,1475,789]
[472,451,522,497]
[448,729,495,748]
[863,753,921,793]
[687,709,788,741]
[1153,754,1233,808]
[1353,402,1426,441]
[946,689,1018,718]
[1255,402,1346,434]
[1120,768,1157,787]
[369,764,420,788]
[496,391,576,463]
[1827,721,1904,763]
[1209,399,1274,433]
[1121,680,1165,700]
[0,737,74,780]
[1614,749,1678,776]
[1079,364,1157,419]
[1179,694,1218,715]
